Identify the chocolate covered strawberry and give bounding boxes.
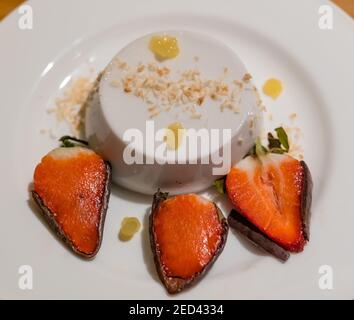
[32,137,111,258]
[150,190,228,294]
[225,128,312,260]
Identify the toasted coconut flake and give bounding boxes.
[109,60,256,120]
[289,113,298,122]
[51,77,95,137]
[242,73,252,82]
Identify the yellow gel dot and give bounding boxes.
[262,78,283,100]
[119,217,141,241]
[149,35,180,60]
[165,122,185,150]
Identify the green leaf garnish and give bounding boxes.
[275,127,289,152]
[59,136,89,148]
[245,127,290,159]
[255,137,267,158]
[246,137,268,158]
[214,177,226,194]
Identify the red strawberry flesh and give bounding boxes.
[226,153,311,252]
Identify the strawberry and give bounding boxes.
[150,190,228,294]
[225,128,312,260]
[32,137,111,258]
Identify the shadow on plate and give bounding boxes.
[140,206,160,283]
[111,183,152,205]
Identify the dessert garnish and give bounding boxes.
[149,190,228,294]
[262,78,283,100]
[164,122,185,150]
[214,177,226,195]
[225,128,312,260]
[112,59,247,119]
[119,217,141,241]
[32,136,111,258]
[149,35,180,60]
[48,77,96,137]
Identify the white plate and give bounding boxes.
[0,0,353,299]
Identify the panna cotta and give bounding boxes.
[85,30,262,195]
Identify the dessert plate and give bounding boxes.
[0,0,353,299]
